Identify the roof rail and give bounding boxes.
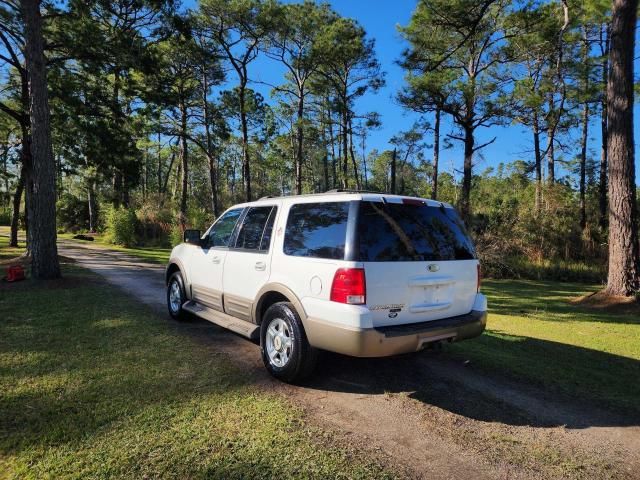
[325,188,385,194]
[258,195,274,200]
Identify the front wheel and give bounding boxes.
[167,272,187,320]
[260,302,318,383]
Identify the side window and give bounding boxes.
[207,209,243,248]
[234,206,276,252]
[283,202,349,260]
[260,207,277,251]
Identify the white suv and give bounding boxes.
[166,191,487,383]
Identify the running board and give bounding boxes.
[183,301,260,340]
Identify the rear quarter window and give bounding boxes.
[357,201,476,261]
[284,202,350,260]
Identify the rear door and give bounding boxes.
[222,205,278,322]
[357,199,478,327]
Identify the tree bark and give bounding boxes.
[21,0,60,279]
[432,108,440,200]
[605,0,639,296]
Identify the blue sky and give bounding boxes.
[187,0,640,184]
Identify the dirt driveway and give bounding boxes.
[56,240,640,479]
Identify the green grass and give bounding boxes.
[450,279,640,416]
[0,265,392,479]
[58,232,172,264]
[0,235,24,263]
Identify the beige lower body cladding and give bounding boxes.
[303,310,487,357]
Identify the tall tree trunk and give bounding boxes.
[112,170,122,207]
[328,110,337,188]
[461,125,474,221]
[9,162,26,247]
[321,105,329,192]
[202,71,219,217]
[21,0,60,279]
[349,121,361,190]
[547,96,556,184]
[178,100,189,231]
[599,22,610,230]
[579,25,590,231]
[341,107,349,189]
[432,108,440,200]
[605,0,639,296]
[533,110,542,211]
[157,132,162,193]
[295,93,304,195]
[579,101,589,230]
[239,83,251,201]
[390,147,397,194]
[87,179,96,233]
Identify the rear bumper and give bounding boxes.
[304,310,487,357]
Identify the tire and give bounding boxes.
[260,302,318,383]
[167,272,187,321]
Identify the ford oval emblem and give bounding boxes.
[428,264,439,273]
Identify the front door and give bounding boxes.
[223,205,278,322]
[190,208,243,311]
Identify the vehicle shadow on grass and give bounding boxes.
[300,333,640,430]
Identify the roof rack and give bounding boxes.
[324,188,385,194]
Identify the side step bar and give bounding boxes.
[182,301,260,341]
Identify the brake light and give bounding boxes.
[477,264,482,292]
[330,268,366,305]
[402,198,425,206]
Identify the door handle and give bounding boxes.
[212,256,221,264]
[255,261,266,271]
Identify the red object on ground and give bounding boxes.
[6,265,25,282]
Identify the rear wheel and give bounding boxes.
[260,302,317,383]
[167,272,186,320]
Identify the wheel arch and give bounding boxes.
[253,283,307,325]
[165,259,190,297]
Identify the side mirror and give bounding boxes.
[184,229,202,245]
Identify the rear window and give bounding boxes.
[357,201,476,261]
[284,202,349,259]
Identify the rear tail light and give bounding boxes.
[330,268,366,305]
[477,264,482,292]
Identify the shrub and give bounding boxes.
[57,193,90,233]
[169,224,184,247]
[106,206,137,247]
[135,197,173,247]
[0,207,10,226]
